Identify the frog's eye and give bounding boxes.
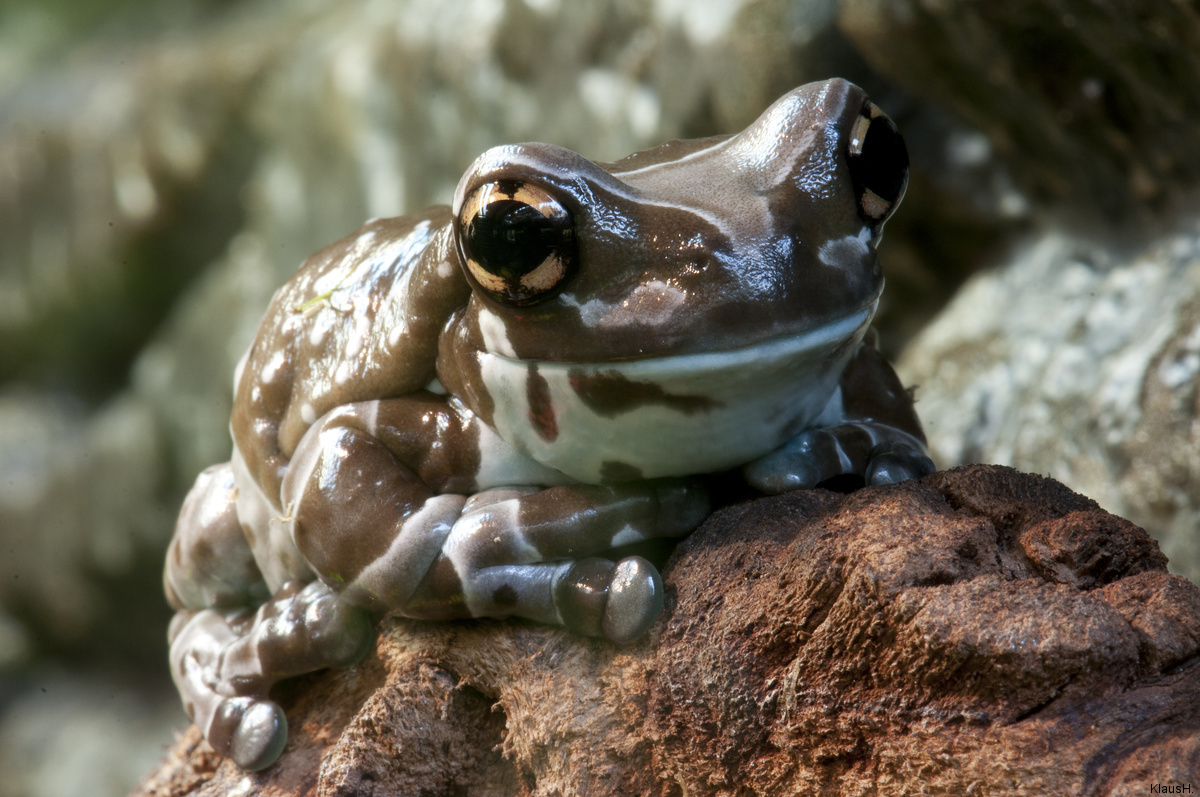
[847,102,909,227]
[457,180,577,306]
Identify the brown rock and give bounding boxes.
[134,466,1200,795]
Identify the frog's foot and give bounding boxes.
[553,556,665,643]
[168,580,373,770]
[744,421,934,494]
[394,482,702,641]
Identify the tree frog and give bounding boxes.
[163,78,932,770]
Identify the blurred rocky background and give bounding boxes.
[1,0,1197,794]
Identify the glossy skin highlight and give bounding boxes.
[163,78,933,770]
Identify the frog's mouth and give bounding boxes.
[476,304,875,483]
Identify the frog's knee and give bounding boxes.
[165,462,266,612]
[283,423,456,614]
[555,556,664,643]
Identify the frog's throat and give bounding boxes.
[477,304,875,483]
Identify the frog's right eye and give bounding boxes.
[846,102,909,229]
[456,180,578,306]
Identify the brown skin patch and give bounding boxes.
[839,342,926,440]
[231,209,470,507]
[600,461,644,484]
[492,584,519,608]
[527,364,559,441]
[568,370,719,418]
[291,427,432,589]
[403,557,470,621]
[358,394,483,494]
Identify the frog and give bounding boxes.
[162,77,933,771]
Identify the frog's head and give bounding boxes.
[440,78,910,483]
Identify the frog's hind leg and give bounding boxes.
[164,464,372,770]
[403,482,708,642]
[285,398,709,643]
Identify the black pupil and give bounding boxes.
[467,199,572,279]
[856,117,908,202]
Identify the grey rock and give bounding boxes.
[0,673,182,797]
[899,224,1200,585]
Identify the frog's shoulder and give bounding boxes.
[232,206,471,480]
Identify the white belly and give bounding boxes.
[479,306,873,483]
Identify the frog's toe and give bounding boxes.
[602,556,664,643]
[210,696,288,771]
[866,443,935,486]
[250,580,375,678]
[554,555,664,643]
[742,430,831,494]
[555,557,614,638]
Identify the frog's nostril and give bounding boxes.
[847,102,909,228]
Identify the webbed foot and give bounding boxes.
[168,579,373,770]
[744,422,934,494]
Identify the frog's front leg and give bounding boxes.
[285,397,710,641]
[745,337,935,493]
[398,480,707,641]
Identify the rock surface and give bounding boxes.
[134,466,1200,796]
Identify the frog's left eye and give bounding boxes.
[847,103,909,227]
[457,180,577,306]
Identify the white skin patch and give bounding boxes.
[813,386,846,426]
[477,306,519,358]
[344,494,464,611]
[344,314,372,359]
[440,500,541,594]
[308,314,330,347]
[467,399,573,489]
[259,350,288,384]
[611,524,645,547]
[300,403,317,425]
[561,279,687,330]
[818,227,873,268]
[386,317,409,349]
[480,306,874,482]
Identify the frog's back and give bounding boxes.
[231,207,471,504]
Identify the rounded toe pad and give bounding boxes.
[555,555,665,644]
[602,556,665,644]
[210,696,288,771]
[867,445,935,486]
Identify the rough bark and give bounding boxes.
[135,465,1200,796]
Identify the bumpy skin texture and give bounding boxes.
[163,78,933,770]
